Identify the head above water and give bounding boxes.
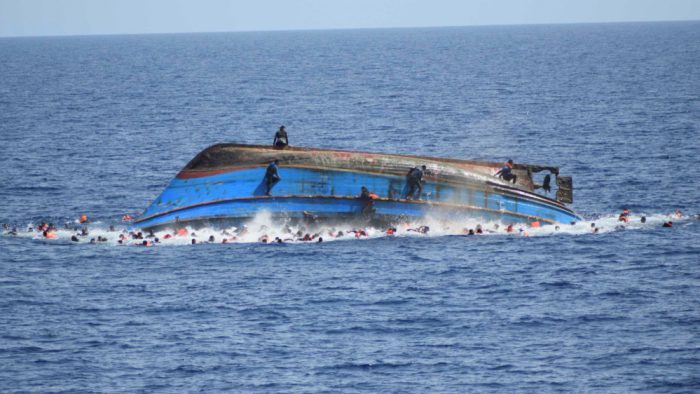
[279,125,285,131]
[421,165,426,170]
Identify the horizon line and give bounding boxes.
[1,18,698,39]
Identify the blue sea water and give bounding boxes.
[1,22,699,392]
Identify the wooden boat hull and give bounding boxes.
[135,144,580,229]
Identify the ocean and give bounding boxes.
[1,22,699,392]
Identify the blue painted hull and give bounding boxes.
[135,145,580,229]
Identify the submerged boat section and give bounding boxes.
[135,144,579,229]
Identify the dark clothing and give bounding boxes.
[408,167,424,181]
[273,130,288,148]
[406,178,422,200]
[495,166,517,184]
[359,188,375,217]
[542,174,551,193]
[406,167,424,200]
[264,163,281,195]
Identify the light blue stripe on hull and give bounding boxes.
[135,196,579,229]
[137,167,579,228]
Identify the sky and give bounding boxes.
[1,0,699,37]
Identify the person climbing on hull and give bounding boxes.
[405,165,426,200]
[263,159,281,196]
[358,186,378,217]
[495,159,517,184]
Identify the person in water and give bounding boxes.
[273,125,289,148]
[618,209,631,222]
[406,165,426,200]
[264,159,281,196]
[495,160,517,184]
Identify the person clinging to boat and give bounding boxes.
[359,186,378,217]
[495,159,517,184]
[264,159,281,196]
[405,165,427,199]
[273,125,289,149]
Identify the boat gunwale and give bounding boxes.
[182,143,561,174]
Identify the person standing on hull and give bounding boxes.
[405,165,426,200]
[273,125,289,149]
[264,159,281,196]
[495,159,517,184]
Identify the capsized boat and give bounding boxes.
[134,144,579,230]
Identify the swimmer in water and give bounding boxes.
[618,209,631,222]
[407,225,430,234]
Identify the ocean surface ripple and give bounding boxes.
[1,22,699,392]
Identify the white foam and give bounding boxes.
[2,211,691,246]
